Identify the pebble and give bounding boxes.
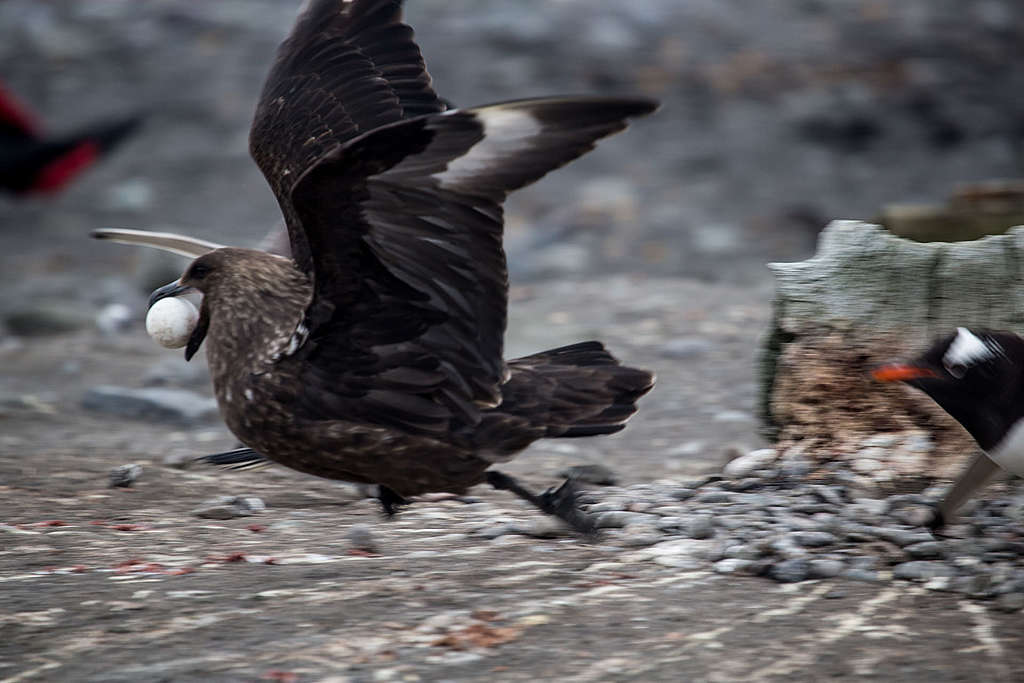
[723,543,762,561]
[808,559,845,579]
[347,524,377,552]
[82,386,218,424]
[617,532,665,548]
[793,531,837,548]
[904,541,946,560]
[996,593,1024,613]
[463,458,1024,596]
[192,495,265,520]
[892,561,957,582]
[109,464,142,488]
[890,505,936,528]
[843,569,887,583]
[851,497,889,517]
[695,491,732,504]
[870,527,934,548]
[770,558,811,583]
[477,524,514,540]
[809,485,845,506]
[515,517,574,538]
[714,558,755,574]
[686,515,715,539]
[723,449,777,478]
[594,511,649,529]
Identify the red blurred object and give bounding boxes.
[0,82,139,195]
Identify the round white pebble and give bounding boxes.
[146,297,199,349]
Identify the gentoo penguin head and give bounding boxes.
[873,327,1024,451]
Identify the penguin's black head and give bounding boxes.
[873,328,1024,450]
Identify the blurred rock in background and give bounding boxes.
[1,0,1023,304]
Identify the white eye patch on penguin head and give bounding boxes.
[942,327,1003,378]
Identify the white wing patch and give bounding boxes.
[944,327,999,368]
[434,106,542,190]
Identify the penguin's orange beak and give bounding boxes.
[871,364,939,382]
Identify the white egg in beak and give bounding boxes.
[146,296,199,349]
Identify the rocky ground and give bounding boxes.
[3,276,1024,682]
[4,0,1024,680]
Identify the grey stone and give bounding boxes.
[683,476,722,489]
[770,538,808,560]
[890,505,937,528]
[687,515,715,539]
[109,464,142,488]
[588,501,626,513]
[871,527,934,547]
[808,559,845,579]
[558,463,618,486]
[893,561,957,582]
[346,524,377,552]
[477,524,513,540]
[695,491,732,504]
[779,454,812,478]
[951,574,992,597]
[714,558,755,575]
[793,531,838,548]
[851,498,889,517]
[648,506,686,517]
[982,552,1018,563]
[82,386,218,423]
[723,478,765,492]
[617,532,664,548]
[656,516,684,531]
[594,511,651,529]
[809,485,845,506]
[723,544,764,561]
[791,503,838,515]
[647,538,717,561]
[848,556,881,571]
[514,517,573,539]
[995,593,1024,613]
[192,495,265,520]
[923,576,953,592]
[983,539,1024,555]
[770,558,811,583]
[723,448,777,478]
[843,569,887,583]
[904,541,947,560]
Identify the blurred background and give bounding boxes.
[2,0,1024,300]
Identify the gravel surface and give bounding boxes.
[3,276,1024,681]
